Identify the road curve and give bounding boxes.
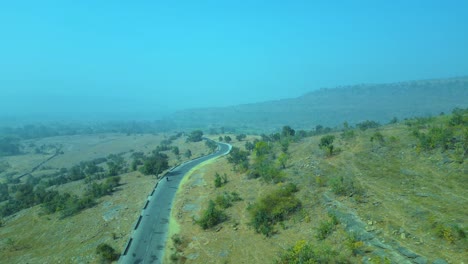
[119,141,231,264]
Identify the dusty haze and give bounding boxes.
[1,1,467,122]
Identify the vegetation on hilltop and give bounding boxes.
[170,77,468,132]
[171,107,467,263]
[0,131,192,219]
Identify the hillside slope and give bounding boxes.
[167,109,467,263]
[170,77,468,132]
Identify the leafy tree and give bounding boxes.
[271,133,281,142]
[172,146,180,156]
[214,172,228,188]
[245,141,255,152]
[68,165,85,181]
[315,125,324,134]
[319,135,335,156]
[205,140,218,152]
[249,156,284,183]
[236,134,247,141]
[280,139,289,153]
[227,147,249,171]
[218,136,223,142]
[106,154,126,177]
[0,136,21,156]
[131,158,142,171]
[184,149,192,158]
[343,121,350,130]
[281,126,295,138]
[341,130,355,140]
[187,130,203,142]
[370,131,385,144]
[224,135,232,143]
[0,183,9,202]
[277,153,289,169]
[254,141,271,157]
[0,161,10,173]
[356,120,380,131]
[141,152,169,176]
[389,117,399,124]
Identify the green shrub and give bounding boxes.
[370,131,385,144]
[215,193,232,209]
[329,176,362,197]
[341,130,355,140]
[316,214,339,240]
[357,120,380,131]
[96,243,119,263]
[214,191,242,209]
[197,200,227,229]
[248,183,301,236]
[277,240,340,264]
[227,147,249,171]
[249,155,284,183]
[319,135,335,156]
[187,130,203,142]
[214,172,228,188]
[433,222,466,243]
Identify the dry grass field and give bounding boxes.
[1,112,466,264]
[0,132,209,263]
[166,119,467,263]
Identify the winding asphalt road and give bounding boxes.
[119,141,231,264]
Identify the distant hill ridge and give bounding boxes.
[170,76,468,132]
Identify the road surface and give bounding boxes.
[119,141,231,264]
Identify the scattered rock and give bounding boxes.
[219,249,229,257]
[397,247,419,258]
[432,259,448,264]
[413,256,428,264]
[186,252,199,260]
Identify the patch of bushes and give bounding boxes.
[329,176,362,197]
[276,240,341,264]
[433,222,466,244]
[227,147,250,171]
[205,140,218,152]
[370,131,385,144]
[214,172,228,188]
[357,120,380,131]
[319,135,336,156]
[248,155,284,183]
[214,191,242,209]
[341,130,356,140]
[187,130,203,142]
[248,183,301,236]
[0,136,22,156]
[0,160,10,173]
[197,200,227,229]
[316,213,339,240]
[140,152,169,176]
[96,243,119,263]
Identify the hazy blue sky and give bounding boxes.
[1,1,467,119]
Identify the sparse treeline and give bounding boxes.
[408,108,467,161]
[0,120,176,140]
[197,125,304,236]
[0,134,189,219]
[176,108,467,263]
